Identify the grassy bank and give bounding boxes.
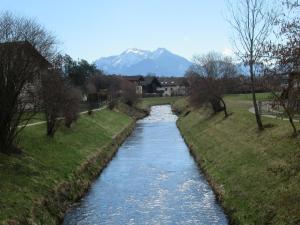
[0,106,143,225]
[175,95,300,224]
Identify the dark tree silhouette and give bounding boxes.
[186,52,237,117]
[40,71,65,137]
[0,12,56,153]
[62,85,81,128]
[121,79,138,107]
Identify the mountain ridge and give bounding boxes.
[94,48,192,77]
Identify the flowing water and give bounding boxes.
[62,105,228,225]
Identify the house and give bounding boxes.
[157,77,188,96]
[0,41,51,71]
[0,41,52,110]
[121,75,162,96]
[123,75,144,95]
[121,75,161,97]
[142,76,162,96]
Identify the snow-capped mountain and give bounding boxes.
[94,48,192,77]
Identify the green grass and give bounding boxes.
[137,96,183,110]
[0,108,133,223]
[21,112,45,125]
[225,92,274,101]
[176,94,300,225]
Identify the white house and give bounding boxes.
[157,77,188,97]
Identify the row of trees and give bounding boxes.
[229,0,300,135]
[41,58,138,137]
[87,73,138,107]
[0,12,139,154]
[187,0,300,136]
[0,11,61,153]
[41,71,81,137]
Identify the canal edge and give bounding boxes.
[51,121,136,225]
[10,112,148,225]
[175,119,234,225]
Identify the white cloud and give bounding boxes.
[222,47,233,56]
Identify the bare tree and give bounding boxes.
[41,70,82,135]
[0,11,57,60]
[121,79,138,107]
[268,1,300,73]
[86,81,98,114]
[62,85,81,128]
[85,71,109,113]
[227,0,276,130]
[40,70,65,137]
[107,76,122,110]
[284,0,300,8]
[0,12,56,153]
[186,52,237,117]
[260,73,298,135]
[187,74,229,117]
[262,0,300,136]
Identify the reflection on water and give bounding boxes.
[62,105,228,225]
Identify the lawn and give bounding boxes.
[175,93,300,225]
[21,112,45,125]
[0,108,133,224]
[225,92,274,101]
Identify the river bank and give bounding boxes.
[173,95,300,225]
[0,104,147,225]
[62,105,228,225]
[3,94,299,225]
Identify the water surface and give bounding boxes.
[63,105,228,225]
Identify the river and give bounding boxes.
[62,105,228,225]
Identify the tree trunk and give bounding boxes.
[210,99,223,113]
[287,112,297,136]
[0,120,16,153]
[0,137,21,154]
[280,101,298,136]
[46,119,55,137]
[65,120,72,128]
[220,97,228,117]
[250,63,264,131]
[0,138,10,154]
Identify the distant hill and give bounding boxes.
[94,48,192,77]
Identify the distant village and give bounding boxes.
[122,75,188,97]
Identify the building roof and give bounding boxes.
[0,41,51,68]
[158,77,188,87]
[122,75,145,82]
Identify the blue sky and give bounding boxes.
[1,0,232,62]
